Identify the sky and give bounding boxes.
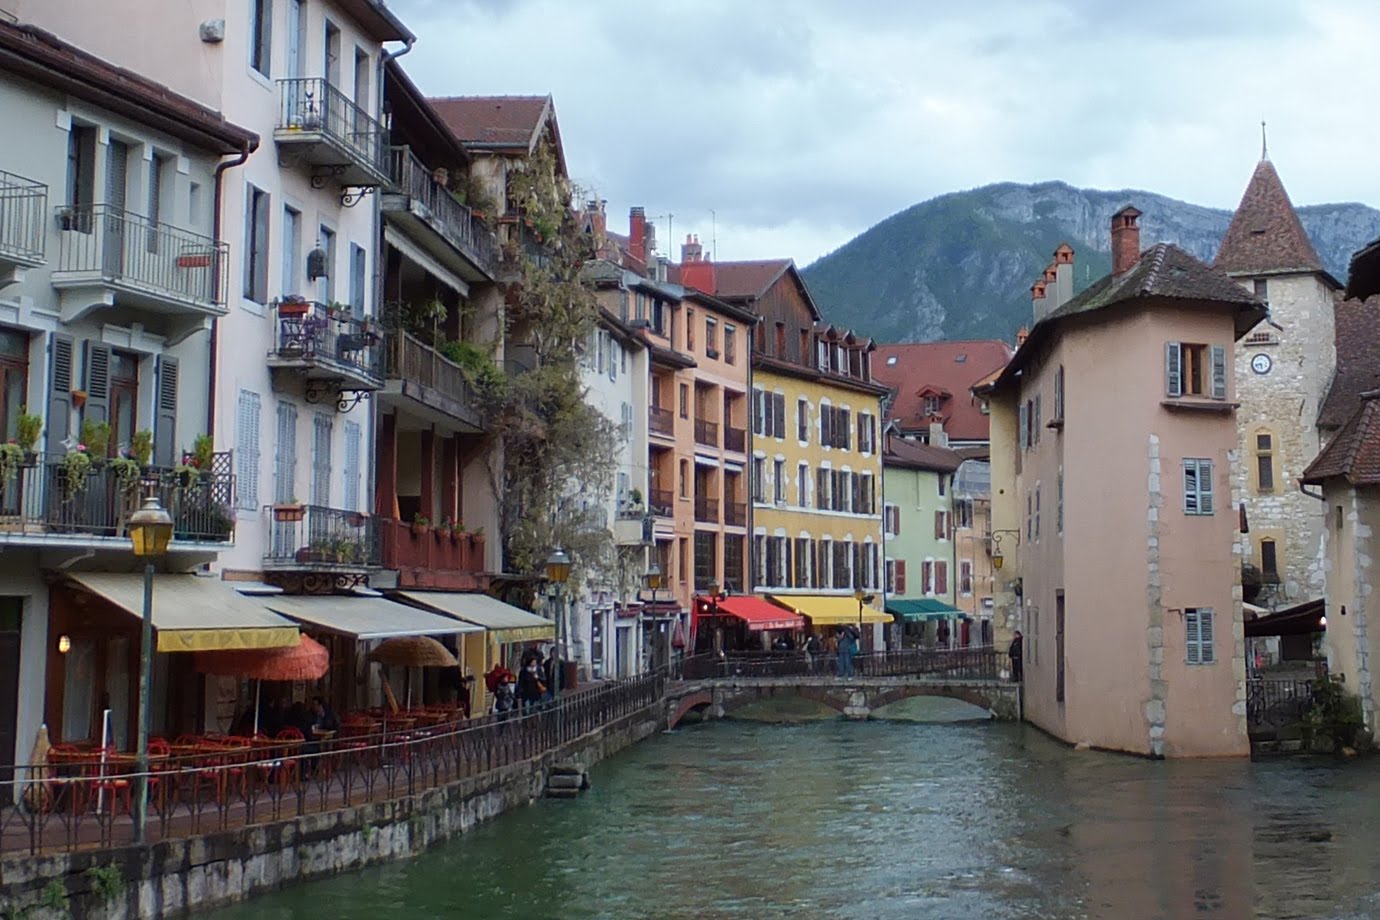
[387,0,1380,266]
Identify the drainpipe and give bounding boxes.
[207,142,253,438]
[1300,481,1326,502]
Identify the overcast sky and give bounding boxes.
[388,0,1380,266]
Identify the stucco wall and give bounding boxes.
[882,463,954,605]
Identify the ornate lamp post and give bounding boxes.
[129,493,172,845]
[544,548,572,699]
[853,588,875,649]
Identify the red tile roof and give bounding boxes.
[1214,159,1325,277]
[873,340,1013,443]
[1303,393,1380,486]
[1318,295,1380,429]
[710,259,793,300]
[428,95,552,149]
[884,435,963,473]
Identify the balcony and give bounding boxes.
[694,497,719,523]
[380,330,483,434]
[0,170,46,286]
[383,147,498,282]
[649,488,674,518]
[649,406,674,438]
[52,206,228,336]
[694,418,719,448]
[263,503,381,572]
[379,518,487,590]
[268,300,383,407]
[725,501,747,527]
[724,426,746,453]
[0,452,234,548]
[614,509,651,546]
[274,78,388,187]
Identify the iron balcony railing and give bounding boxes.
[386,146,498,271]
[649,488,674,518]
[383,330,478,416]
[724,426,746,453]
[0,170,46,264]
[263,503,381,567]
[0,452,234,543]
[272,300,382,384]
[694,496,719,523]
[276,77,387,179]
[724,501,747,526]
[693,418,719,448]
[649,406,674,437]
[54,205,227,307]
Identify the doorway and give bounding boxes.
[1055,591,1066,705]
[0,599,20,780]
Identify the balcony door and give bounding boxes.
[286,0,304,80]
[103,140,128,280]
[108,351,138,459]
[0,599,19,785]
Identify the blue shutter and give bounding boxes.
[236,390,261,511]
[1210,345,1227,400]
[1198,459,1214,515]
[343,420,361,511]
[45,333,74,455]
[154,355,178,467]
[1199,609,1215,662]
[1165,342,1183,397]
[1185,609,1202,664]
[1183,460,1198,514]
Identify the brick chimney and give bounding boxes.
[1031,278,1047,322]
[679,234,716,294]
[1111,206,1143,275]
[586,199,606,240]
[629,206,647,264]
[1053,242,1074,308]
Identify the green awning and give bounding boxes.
[886,598,964,621]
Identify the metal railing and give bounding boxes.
[263,503,381,567]
[0,452,234,542]
[649,488,674,518]
[1246,676,1317,728]
[724,426,746,453]
[676,647,1006,681]
[649,406,674,437]
[0,670,665,855]
[724,501,747,526]
[54,205,227,307]
[276,77,387,179]
[693,418,718,447]
[694,496,719,523]
[382,330,477,415]
[385,146,497,271]
[0,170,46,264]
[272,300,382,383]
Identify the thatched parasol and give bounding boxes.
[367,636,457,668]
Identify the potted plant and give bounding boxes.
[192,434,214,474]
[80,419,109,465]
[437,517,454,541]
[273,499,305,523]
[130,430,154,468]
[411,513,430,538]
[346,511,367,528]
[71,389,87,409]
[279,295,310,317]
[15,409,40,464]
[61,447,92,493]
[0,442,24,483]
[109,457,142,492]
[172,462,201,489]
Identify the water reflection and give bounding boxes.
[212,721,1380,920]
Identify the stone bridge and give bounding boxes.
[665,676,1022,728]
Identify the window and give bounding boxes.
[934,509,949,541]
[348,243,366,318]
[282,206,301,296]
[752,535,767,588]
[705,318,718,356]
[752,387,766,435]
[724,536,744,591]
[1034,485,1041,541]
[679,538,689,585]
[751,458,765,502]
[1166,342,1227,399]
[1057,469,1064,535]
[922,395,941,416]
[774,322,786,356]
[859,473,873,514]
[938,474,947,497]
[243,185,269,303]
[274,401,298,504]
[686,308,695,351]
[1255,432,1275,493]
[324,20,341,86]
[798,463,809,507]
[886,559,897,593]
[1018,401,1028,452]
[316,225,336,303]
[817,468,831,511]
[343,420,362,511]
[693,532,717,591]
[798,398,809,442]
[679,383,689,419]
[1053,365,1065,422]
[680,459,690,499]
[935,561,948,596]
[0,329,28,441]
[1182,459,1215,515]
[1253,278,1268,302]
[960,560,973,595]
[652,299,667,336]
[773,459,786,504]
[955,499,973,530]
[1025,492,1033,541]
[250,0,272,77]
[146,153,167,250]
[311,413,333,506]
[794,537,810,587]
[1260,538,1280,581]
[353,46,370,108]
[922,560,934,595]
[108,350,138,460]
[236,390,261,510]
[725,325,736,365]
[66,125,96,216]
[1185,608,1216,664]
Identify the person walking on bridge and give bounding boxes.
[837,627,858,679]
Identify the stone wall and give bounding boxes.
[0,706,665,920]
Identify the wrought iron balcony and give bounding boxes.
[268,299,383,408]
[263,503,381,570]
[693,418,719,448]
[52,205,227,323]
[649,488,674,518]
[694,497,719,523]
[0,452,234,546]
[0,170,46,274]
[724,426,746,454]
[274,78,388,188]
[649,406,674,437]
[383,147,497,281]
[724,501,747,527]
[380,329,483,433]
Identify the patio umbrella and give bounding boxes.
[195,636,331,734]
[367,636,457,668]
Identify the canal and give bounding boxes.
[212,710,1380,919]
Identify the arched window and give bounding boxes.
[1254,430,1276,493]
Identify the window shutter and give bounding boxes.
[817,468,828,510]
[832,469,842,511]
[1054,365,1064,420]
[344,420,362,511]
[1210,345,1227,400]
[1018,402,1028,450]
[1165,342,1183,397]
[922,561,933,594]
[275,401,298,503]
[46,333,74,455]
[934,510,944,540]
[798,399,807,442]
[1200,609,1215,662]
[851,474,861,513]
[1198,459,1214,515]
[773,392,786,438]
[1182,460,1199,514]
[82,341,112,427]
[895,559,907,594]
[936,561,948,596]
[822,406,832,446]
[1033,394,1041,443]
[752,390,762,435]
[236,390,260,511]
[1185,609,1202,665]
[894,504,901,536]
[154,354,178,467]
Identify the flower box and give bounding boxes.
[176,253,213,269]
[273,503,305,523]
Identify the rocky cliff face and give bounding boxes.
[802,180,1380,343]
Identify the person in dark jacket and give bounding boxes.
[517,660,546,709]
[1009,631,1024,682]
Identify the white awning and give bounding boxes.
[264,594,480,640]
[395,591,555,643]
[68,573,300,652]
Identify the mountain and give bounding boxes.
[801,180,1380,344]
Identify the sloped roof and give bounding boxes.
[1318,295,1380,429]
[1214,159,1325,277]
[1346,237,1380,299]
[883,436,963,474]
[429,95,550,147]
[711,259,794,300]
[1302,394,1380,486]
[873,340,1012,442]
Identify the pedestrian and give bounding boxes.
[1009,630,1024,683]
[837,627,858,679]
[544,649,560,700]
[825,632,840,675]
[804,633,822,673]
[937,620,951,649]
[518,659,546,710]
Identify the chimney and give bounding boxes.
[680,234,716,294]
[586,199,606,240]
[1111,206,1143,275]
[629,206,647,264]
[1016,326,1029,348]
[1031,279,1048,322]
[1053,243,1074,308]
[928,419,949,448]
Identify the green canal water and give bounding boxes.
[212,704,1380,919]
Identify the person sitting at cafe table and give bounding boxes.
[311,696,340,736]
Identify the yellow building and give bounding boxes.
[693,258,891,643]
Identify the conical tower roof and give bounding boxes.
[1214,158,1324,276]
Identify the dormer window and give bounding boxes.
[923,396,942,415]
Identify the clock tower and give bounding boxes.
[1215,149,1339,606]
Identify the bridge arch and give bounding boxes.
[667,690,714,730]
[868,685,998,715]
[717,684,850,721]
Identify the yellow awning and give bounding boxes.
[67,573,300,652]
[264,594,480,640]
[768,594,894,626]
[395,591,555,643]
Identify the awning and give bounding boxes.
[887,598,964,622]
[265,594,479,640]
[394,591,554,643]
[703,595,803,631]
[769,594,893,625]
[67,573,300,653]
[1244,598,1326,638]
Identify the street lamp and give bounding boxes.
[545,548,572,699]
[128,493,172,845]
[990,530,1020,571]
[644,561,663,592]
[853,588,875,646]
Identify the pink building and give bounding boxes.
[988,208,1267,757]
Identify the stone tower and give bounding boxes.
[1215,155,1338,604]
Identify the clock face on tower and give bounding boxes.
[1251,353,1272,375]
